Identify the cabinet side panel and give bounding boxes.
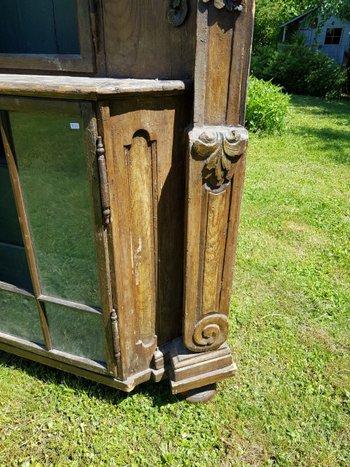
[103,0,196,79]
[106,95,189,376]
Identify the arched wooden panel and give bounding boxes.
[100,95,189,378]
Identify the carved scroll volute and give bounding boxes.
[184,125,248,353]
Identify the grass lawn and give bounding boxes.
[0,95,349,466]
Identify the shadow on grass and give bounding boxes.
[290,96,350,165]
[0,351,180,407]
[293,127,350,165]
[291,95,350,124]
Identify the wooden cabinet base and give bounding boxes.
[169,338,237,396]
[0,333,236,403]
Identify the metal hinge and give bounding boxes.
[96,136,111,226]
[110,308,121,360]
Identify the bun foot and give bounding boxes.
[182,383,217,403]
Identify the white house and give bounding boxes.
[281,9,350,65]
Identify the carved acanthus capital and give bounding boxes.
[202,0,243,12]
[190,126,248,188]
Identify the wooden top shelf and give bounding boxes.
[0,74,190,100]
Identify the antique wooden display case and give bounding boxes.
[0,0,255,402]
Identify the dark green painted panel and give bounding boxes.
[0,243,33,291]
[53,0,80,55]
[0,1,21,54]
[16,0,57,54]
[0,0,79,54]
[9,110,100,308]
[45,302,105,363]
[0,289,44,345]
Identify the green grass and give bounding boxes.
[1,95,349,466]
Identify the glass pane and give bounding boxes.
[0,137,32,290]
[0,143,22,245]
[9,110,100,308]
[0,0,80,55]
[0,289,44,345]
[45,302,105,363]
[0,244,33,291]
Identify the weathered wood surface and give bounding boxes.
[103,0,196,79]
[100,96,189,378]
[80,103,118,376]
[194,0,255,126]
[170,337,237,394]
[0,333,152,392]
[0,75,189,100]
[183,0,255,356]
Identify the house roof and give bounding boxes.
[280,8,318,28]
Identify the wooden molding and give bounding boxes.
[184,125,248,353]
[0,74,189,101]
[170,338,237,394]
[0,333,165,393]
[181,0,254,357]
[194,0,255,126]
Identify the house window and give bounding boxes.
[325,28,343,45]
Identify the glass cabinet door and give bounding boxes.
[0,100,114,372]
[0,135,43,344]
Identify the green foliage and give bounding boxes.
[306,52,348,99]
[254,0,299,49]
[246,76,290,134]
[251,45,347,98]
[254,0,350,49]
[315,0,350,21]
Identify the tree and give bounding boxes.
[314,0,350,20]
[254,0,350,49]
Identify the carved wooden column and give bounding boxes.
[170,0,255,397]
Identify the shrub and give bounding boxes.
[246,76,291,134]
[251,44,347,98]
[305,51,347,99]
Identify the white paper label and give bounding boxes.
[70,122,80,130]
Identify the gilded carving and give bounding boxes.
[168,0,188,27]
[191,126,248,188]
[193,313,228,349]
[202,0,243,12]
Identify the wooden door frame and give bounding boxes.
[0,97,117,376]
